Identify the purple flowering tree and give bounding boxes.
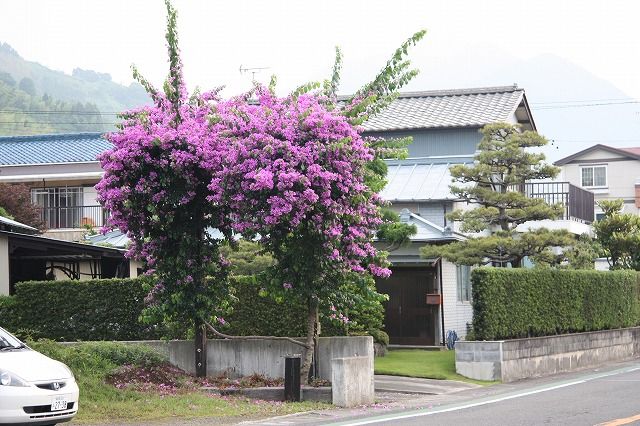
[216,87,400,381]
[98,0,424,381]
[96,0,234,376]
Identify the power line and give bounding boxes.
[0,110,121,115]
[551,138,640,143]
[531,97,638,105]
[535,100,640,110]
[0,121,116,125]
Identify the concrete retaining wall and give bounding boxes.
[113,336,373,381]
[456,327,640,382]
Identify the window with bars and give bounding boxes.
[31,187,83,229]
[457,264,471,302]
[581,165,607,188]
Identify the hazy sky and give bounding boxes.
[2,0,640,160]
[2,0,639,96]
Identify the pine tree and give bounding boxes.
[593,199,640,270]
[422,122,573,267]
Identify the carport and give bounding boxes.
[0,230,132,295]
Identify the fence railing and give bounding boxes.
[518,182,594,224]
[37,205,108,230]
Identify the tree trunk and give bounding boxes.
[195,322,207,378]
[300,297,319,384]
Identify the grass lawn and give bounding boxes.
[30,340,326,424]
[374,349,495,385]
[74,393,324,423]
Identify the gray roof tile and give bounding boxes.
[0,132,111,166]
[361,86,525,132]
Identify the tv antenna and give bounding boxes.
[239,65,270,82]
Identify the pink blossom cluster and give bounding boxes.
[216,87,391,279]
[96,77,390,319]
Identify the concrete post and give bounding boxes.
[0,235,9,296]
[331,356,374,407]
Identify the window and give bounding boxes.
[595,212,606,222]
[581,165,607,188]
[457,265,471,302]
[31,187,83,229]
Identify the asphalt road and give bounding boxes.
[324,363,640,426]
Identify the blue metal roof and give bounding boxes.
[381,156,474,201]
[0,133,111,166]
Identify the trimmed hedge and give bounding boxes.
[1,276,386,343]
[3,278,162,341]
[225,276,307,337]
[471,268,640,340]
[225,276,384,339]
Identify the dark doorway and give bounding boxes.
[376,267,439,345]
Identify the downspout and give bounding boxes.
[437,257,445,346]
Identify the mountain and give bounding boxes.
[0,42,150,135]
[0,78,108,135]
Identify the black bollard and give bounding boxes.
[284,355,301,402]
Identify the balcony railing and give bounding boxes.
[37,205,108,230]
[518,182,594,224]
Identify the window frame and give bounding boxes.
[580,164,607,188]
[456,264,472,303]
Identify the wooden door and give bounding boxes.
[376,267,438,345]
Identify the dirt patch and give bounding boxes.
[106,363,285,394]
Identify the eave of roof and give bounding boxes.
[554,144,640,166]
[0,230,126,256]
[0,216,38,233]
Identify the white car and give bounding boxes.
[0,326,79,425]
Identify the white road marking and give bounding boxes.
[330,365,640,426]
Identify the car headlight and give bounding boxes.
[0,369,29,387]
[61,364,75,380]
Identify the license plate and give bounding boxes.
[51,397,67,411]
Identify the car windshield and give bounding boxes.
[0,327,25,350]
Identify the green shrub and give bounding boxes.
[225,275,308,337]
[225,275,386,339]
[8,278,164,341]
[366,329,389,346]
[3,275,386,341]
[28,340,166,379]
[471,268,640,340]
[0,295,17,331]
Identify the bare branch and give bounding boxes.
[204,321,310,349]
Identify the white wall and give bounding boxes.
[51,260,99,281]
[0,234,9,296]
[561,156,640,215]
[441,260,473,340]
[130,260,143,278]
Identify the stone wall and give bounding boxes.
[456,327,640,382]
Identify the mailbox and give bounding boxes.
[426,293,441,305]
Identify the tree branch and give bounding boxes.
[204,321,310,349]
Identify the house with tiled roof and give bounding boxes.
[0,132,111,241]
[555,144,640,218]
[0,85,594,345]
[366,85,594,346]
[0,134,146,295]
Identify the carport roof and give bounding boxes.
[1,230,126,259]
